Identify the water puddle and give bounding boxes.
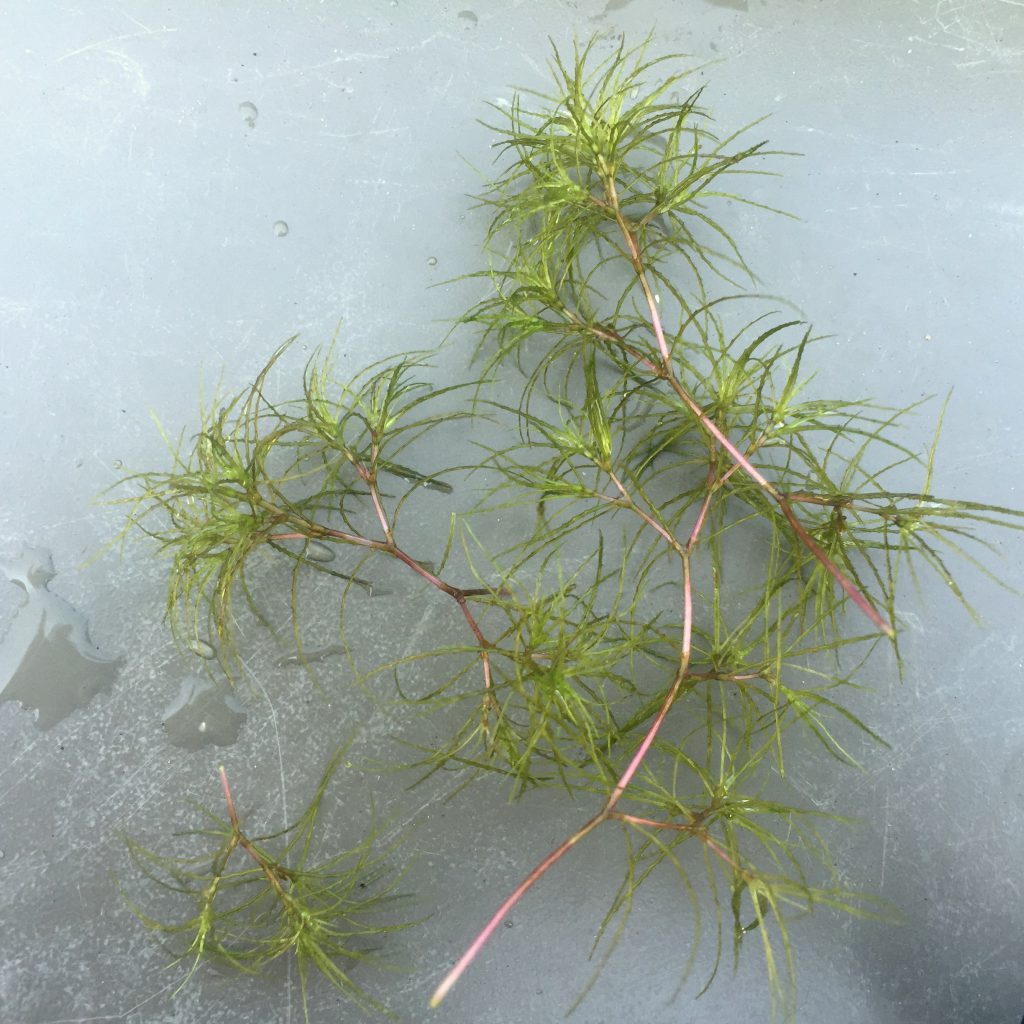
[161,675,247,751]
[0,548,122,729]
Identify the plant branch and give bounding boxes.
[602,175,894,638]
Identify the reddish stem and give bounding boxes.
[606,812,744,873]
[219,766,291,901]
[272,461,499,711]
[607,469,683,556]
[430,812,605,1007]
[431,521,698,1006]
[605,559,691,806]
[607,811,694,832]
[219,765,239,826]
[603,178,892,638]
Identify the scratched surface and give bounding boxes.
[1,1,1023,1022]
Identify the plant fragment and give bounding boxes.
[121,751,416,1020]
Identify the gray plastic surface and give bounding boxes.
[1,2,1023,1022]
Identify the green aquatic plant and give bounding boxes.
[122,750,415,1020]
[113,342,496,681]
[118,34,1023,1022]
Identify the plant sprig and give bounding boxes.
[428,34,1024,1015]
[122,750,416,1021]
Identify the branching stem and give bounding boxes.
[432,471,700,1005]
[602,175,894,638]
[269,472,499,721]
[219,766,292,906]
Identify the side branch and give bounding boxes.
[602,177,893,638]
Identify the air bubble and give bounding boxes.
[239,101,258,128]
[304,540,335,563]
[188,638,217,661]
[426,256,438,266]
[273,220,289,237]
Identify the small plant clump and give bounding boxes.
[116,35,1023,1022]
[122,751,415,1020]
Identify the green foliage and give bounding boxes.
[117,32,1023,1023]
[121,751,416,1021]
[110,340,474,672]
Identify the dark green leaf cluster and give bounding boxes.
[406,543,670,796]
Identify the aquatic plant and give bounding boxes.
[122,750,415,1020]
[117,35,1023,1021]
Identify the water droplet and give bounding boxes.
[426,256,438,266]
[188,638,217,661]
[162,676,246,751]
[273,220,289,237]
[239,101,258,128]
[0,849,6,859]
[304,540,335,563]
[504,918,514,928]
[113,459,124,470]
[0,548,122,729]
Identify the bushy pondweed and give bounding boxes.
[116,34,1023,1021]
[121,751,416,1020]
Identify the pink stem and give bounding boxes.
[431,553,696,1006]
[608,186,892,638]
[608,812,694,832]
[430,813,605,1007]
[606,559,691,806]
[218,765,238,827]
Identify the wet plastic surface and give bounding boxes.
[2,2,1023,1022]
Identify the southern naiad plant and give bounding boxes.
[122,751,415,1018]
[116,36,1024,1021]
